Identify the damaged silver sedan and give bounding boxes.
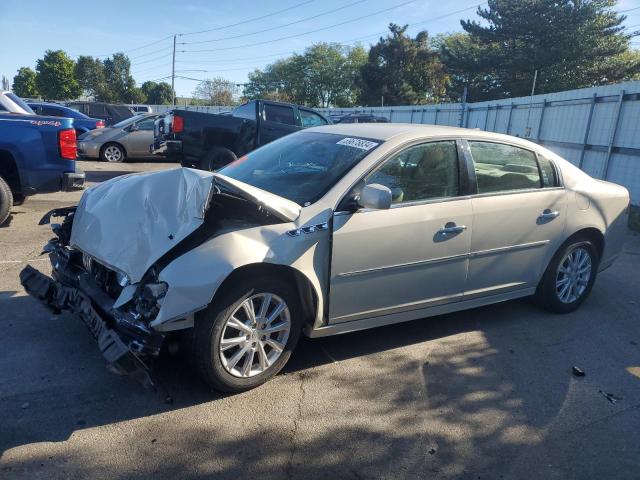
[22,124,630,392]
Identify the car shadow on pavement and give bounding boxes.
[2,246,640,480]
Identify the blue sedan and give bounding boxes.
[28,102,105,135]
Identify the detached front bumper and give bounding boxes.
[20,245,164,388]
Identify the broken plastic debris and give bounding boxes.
[599,390,622,404]
[572,366,585,377]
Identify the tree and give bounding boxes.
[12,67,39,98]
[358,24,447,106]
[442,0,640,100]
[99,53,138,103]
[141,81,174,104]
[243,43,367,107]
[193,77,238,105]
[75,56,105,98]
[35,50,81,100]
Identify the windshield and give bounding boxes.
[112,116,139,128]
[6,93,35,114]
[218,131,381,205]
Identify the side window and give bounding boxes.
[88,104,107,116]
[537,154,559,188]
[233,103,256,120]
[264,104,295,125]
[468,142,541,194]
[41,106,63,117]
[300,109,327,127]
[135,117,155,130]
[366,141,459,204]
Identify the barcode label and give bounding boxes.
[336,137,379,151]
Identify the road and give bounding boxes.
[1,159,639,479]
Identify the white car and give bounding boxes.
[21,124,630,392]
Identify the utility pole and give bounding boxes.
[524,69,538,137]
[171,35,176,106]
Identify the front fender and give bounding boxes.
[152,221,330,329]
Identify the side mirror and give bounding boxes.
[128,124,139,132]
[359,183,392,210]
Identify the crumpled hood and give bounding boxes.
[71,168,214,283]
[70,168,302,283]
[79,127,117,142]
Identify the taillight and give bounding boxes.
[96,120,105,129]
[58,128,77,160]
[172,114,184,133]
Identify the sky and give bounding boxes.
[1,0,639,98]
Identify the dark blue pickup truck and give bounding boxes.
[0,91,85,224]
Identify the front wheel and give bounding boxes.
[192,276,302,392]
[535,237,599,313]
[100,143,125,163]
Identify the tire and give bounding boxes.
[0,176,13,226]
[100,143,126,163]
[535,236,599,313]
[192,275,302,392]
[200,147,236,172]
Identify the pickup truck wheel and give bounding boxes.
[0,176,14,225]
[192,275,302,392]
[201,147,236,171]
[100,143,125,163]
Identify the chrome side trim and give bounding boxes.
[336,252,468,278]
[307,287,537,338]
[335,240,548,278]
[468,239,549,258]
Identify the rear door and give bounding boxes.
[464,140,566,298]
[258,103,300,146]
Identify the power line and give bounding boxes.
[180,0,417,53]
[179,0,315,36]
[180,0,367,45]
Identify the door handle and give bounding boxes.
[438,223,467,235]
[538,209,560,221]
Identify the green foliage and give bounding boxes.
[12,67,39,98]
[75,56,105,98]
[193,77,238,106]
[244,43,367,107]
[35,50,81,100]
[141,81,174,104]
[358,24,447,106]
[98,53,138,103]
[441,0,639,101]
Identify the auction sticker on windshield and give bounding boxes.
[336,137,379,151]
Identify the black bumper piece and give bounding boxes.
[62,169,85,191]
[20,265,159,390]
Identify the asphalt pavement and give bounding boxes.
[1,159,639,479]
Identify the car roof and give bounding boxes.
[29,102,68,108]
[305,123,541,148]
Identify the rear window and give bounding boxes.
[110,105,133,117]
[233,103,256,120]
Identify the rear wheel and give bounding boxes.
[100,143,125,163]
[535,237,599,313]
[0,176,13,225]
[200,147,236,172]
[192,275,302,392]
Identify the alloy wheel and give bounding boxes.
[219,293,291,378]
[104,145,122,162]
[555,246,592,304]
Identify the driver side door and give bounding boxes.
[124,116,156,157]
[329,140,473,324]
